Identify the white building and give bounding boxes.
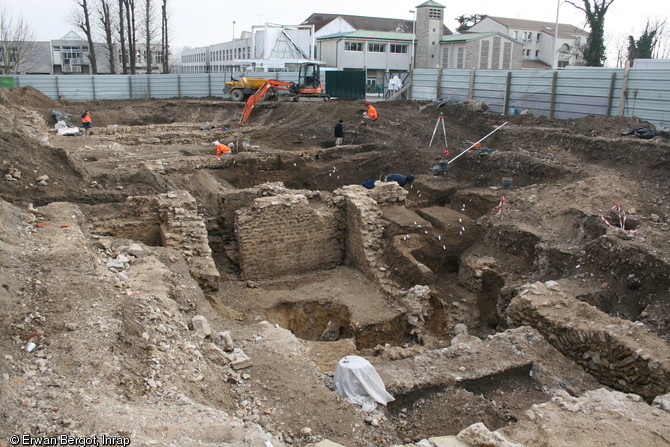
[469,16,588,68]
[180,24,317,74]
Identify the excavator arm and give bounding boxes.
[239,79,294,124]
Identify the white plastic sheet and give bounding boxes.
[334,355,394,411]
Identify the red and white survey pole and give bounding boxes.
[448,121,508,165]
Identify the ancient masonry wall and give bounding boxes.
[336,184,407,298]
[157,191,220,292]
[235,194,344,280]
[506,281,670,399]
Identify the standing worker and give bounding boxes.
[334,120,345,146]
[81,110,92,136]
[363,102,378,120]
[384,173,414,186]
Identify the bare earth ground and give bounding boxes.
[1,86,670,447]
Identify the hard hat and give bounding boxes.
[213,140,220,145]
[364,102,371,106]
[228,142,235,147]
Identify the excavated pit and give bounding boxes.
[3,88,670,445]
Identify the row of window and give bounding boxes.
[344,42,408,54]
[183,46,251,64]
[513,31,542,42]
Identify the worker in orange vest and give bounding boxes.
[214,140,233,156]
[81,110,92,135]
[363,102,378,120]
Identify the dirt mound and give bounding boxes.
[0,86,57,110]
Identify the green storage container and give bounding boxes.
[325,71,365,99]
[0,77,14,88]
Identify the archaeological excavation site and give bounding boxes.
[2,86,670,447]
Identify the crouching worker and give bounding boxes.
[384,173,414,187]
[214,140,233,156]
[363,102,378,120]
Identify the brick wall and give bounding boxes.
[236,194,344,280]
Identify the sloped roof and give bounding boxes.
[416,1,445,8]
[302,13,451,35]
[484,16,588,38]
[318,31,415,41]
[61,31,84,41]
[442,32,521,44]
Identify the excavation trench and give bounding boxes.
[4,90,670,446]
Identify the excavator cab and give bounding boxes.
[239,62,329,124]
[298,63,320,90]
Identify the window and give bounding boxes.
[525,49,531,57]
[390,44,407,54]
[368,43,386,52]
[345,42,363,51]
[429,8,442,19]
[442,47,449,68]
[457,47,464,69]
[514,31,519,39]
[535,50,540,58]
[537,33,541,41]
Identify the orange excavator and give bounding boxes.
[239,63,330,124]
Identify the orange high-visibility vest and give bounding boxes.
[82,113,91,123]
[216,142,231,156]
[366,104,378,120]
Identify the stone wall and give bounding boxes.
[335,184,407,298]
[235,193,344,280]
[506,281,670,399]
[157,191,220,292]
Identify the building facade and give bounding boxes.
[180,24,317,75]
[3,31,165,75]
[440,32,523,70]
[469,16,588,68]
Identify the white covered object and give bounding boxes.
[334,355,394,411]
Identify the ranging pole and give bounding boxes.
[448,121,508,165]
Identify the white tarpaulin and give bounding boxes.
[334,355,394,411]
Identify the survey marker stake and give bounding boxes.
[448,121,508,165]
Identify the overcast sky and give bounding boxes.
[8,0,668,64]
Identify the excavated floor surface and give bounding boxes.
[1,87,670,446]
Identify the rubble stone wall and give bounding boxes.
[507,281,670,399]
[336,185,406,297]
[158,190,220,292]
[236,194,343,280]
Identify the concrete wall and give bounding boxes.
[235,194,344,280]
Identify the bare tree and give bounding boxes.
[143,0,154,73]
[70,0,99,74]
[0,4,40,74]
[650,19,670,59]
[566,0,616,66]
[118,0,128,73]
[123,0,137,74]
[161,0,169,73]
[611,32,629,67]
[98,0,116,73]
